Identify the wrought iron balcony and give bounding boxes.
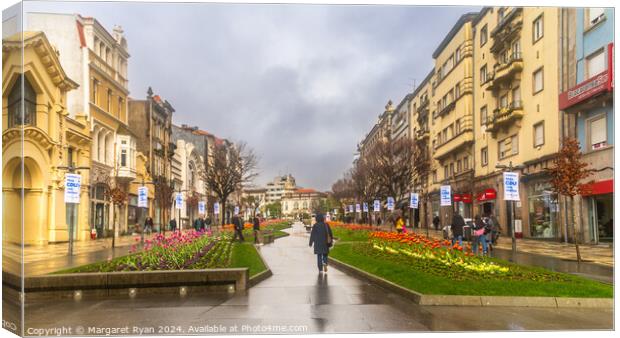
[485,101,524,133]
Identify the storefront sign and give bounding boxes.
[198,201,206,215]
[503,172,520,201]
[175,193,183,209]
[477,188,497,201]
[214,202,220,215]
[462,193,472,203]
[138,186,148,208]
[580,179,614,196]
[373,200,381,212]
[453,194,462,202]
[355,204,361,213]
[363,202,369,212]
[387,197,395,211]
[64,173,81,204]
[410,193,419,209]
[440,186,451,206]
[559,43,613,110]
[234,206,239,215]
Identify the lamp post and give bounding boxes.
[171,181,190,233]
[495,161,525,259]
[56,164,90,256]
[130,178,154,242]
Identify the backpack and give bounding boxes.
[325,223,333,247]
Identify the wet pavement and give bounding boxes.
[5,222,614,334]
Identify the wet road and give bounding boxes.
[6,222,613,334]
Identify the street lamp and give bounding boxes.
[56,164,90,256]
[495,161,525,259]
[130,179,155,242]
[171,181,190,233]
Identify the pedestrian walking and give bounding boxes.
[309,214,333,274]
[169,218,177,232]
[376,216,382,227]
[485,212,501,251]
[143,216,153,235]
[433,215,441,230]
[193,217,202,231]
[472,215,488,255]
[232,215,245,242]
[395,213,405,234]
[204,216,212,231]
[451,212,465,251]
[253,214,261,244]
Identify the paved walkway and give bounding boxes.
[9,222,612,334]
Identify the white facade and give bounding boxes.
[265,174,297,203]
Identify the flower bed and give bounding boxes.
[328,222,373,242]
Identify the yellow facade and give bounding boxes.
[2,32,91,245]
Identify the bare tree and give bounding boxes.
[547,138,593,264]
[204,141,258,225]
[153,175,174,236]
[412,139,432,233]
[97,174,127,248]
[350,158,380,223]
[331,174,355,220]
[366,138,416,203]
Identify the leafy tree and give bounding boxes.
[265,202,282,218]
[98,174,127,248]
[547,138,593,264]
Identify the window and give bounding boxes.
[455,82,460,98]
[432,170,438,183]
[121,148,127,167]
[512,39,521,57]
[455,47,461,63]
[512,87,521,106]
[455,118,461,135]
[498,8,505,22]
[480,106,488,125]
[118,97,123,115]
[533,15,544,42]
[480,65,488,84]
[7,75,37,128]
[586,49,606,78]
[457,160,462,173]
[463,156,469,170]
[587,8,605,27]
[499,135,519,159]
[533,68,544,94]
[480,24,488,46]
[92,78,99,105]
[444,166,449,179]
[107,89,112,111]
[481,147,488,166]
[534,122,544,147]
[450,163,455,176]
[500,94,509,108]
[589,115,607,150]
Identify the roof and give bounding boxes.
[432,12,479,59]
[472,7,492,25]
[295,188,317,194]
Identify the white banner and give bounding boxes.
[138,186,148,208]
[326,214,331,222]
[234,206,240,215]
[64,173,81,204]
[363,202,369,212]
[198,201,206,215]
[355,204,361,213]
[387,197,395,211]
[333,208,338,215]
[348,205,354,213]
[440,186,452,206]
[175,193,183,209]
[373,200,380,212]
[214,202,220,215]
[503,172,520,201]
[410,193,419,209]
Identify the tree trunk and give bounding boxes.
[571,195,582,264]
[221,199,227,226]
[112,205,117,248]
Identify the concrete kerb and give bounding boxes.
[248,245,273,287]
[328,258,613,309]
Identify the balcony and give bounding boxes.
[416,128,430,141]
[487,52,523,90]
[89,50,129,89]
[417,97,429,114]
[490,8,523,53]
[485,101,524,134]
[433,101,455,119]
[116,166,137,182]
[433,117,474,161]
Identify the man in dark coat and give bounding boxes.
[451,213,465,251]
[232,215,245,242]
[169,218,177,232]
[433,215,441,230]
[309,214,333,273]
[253,214,261,244]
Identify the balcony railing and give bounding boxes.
[487,52,523,90]
[433,101,456,119]
[433,117,474,160]
[485,101,524,133]
[417,97,430,113]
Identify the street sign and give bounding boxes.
[410,193,419,209]
[64,173,81,204]
[175,193,183,209]
[138,186,148,208]
[373,200,380,212]
[234,206,240,215]
[440,186,452,206]
[355,204,361,213]
[387,197,395,211]
[198,201,206,215]
[214,202,220,215]
[503,172,520,201]
[363,202,369,212]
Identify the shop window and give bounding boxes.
[534,122,544,147]
[480,24,488,47]
[588,115,607,150]
[586,48,606,79]
[528,181,558,238]
[533,14,544,43]
[533,68,544,94]
[481,147,488,166]
[8,75,37,128]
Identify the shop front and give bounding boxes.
[526,179,560,239]
[453,193,473,219]
[581,179,613,243]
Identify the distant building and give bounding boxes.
[281,189,327,217]
[265,174,297,203]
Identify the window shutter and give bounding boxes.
[590,117,607,146]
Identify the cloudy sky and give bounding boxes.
[23,1,478,191]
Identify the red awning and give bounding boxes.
[453,194,462,202]
[580,179,613,196]
[462,193,473,204]
[477,188,497,201]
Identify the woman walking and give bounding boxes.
[309,214,333,274]
[472,215,488,255]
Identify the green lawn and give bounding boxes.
[231,243,268,277]
[330,242,613,298]
[331,228,372,242]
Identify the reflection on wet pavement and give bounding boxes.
[5,222,613,334]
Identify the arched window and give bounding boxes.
[8,75,36,127]
[188,162,195,189]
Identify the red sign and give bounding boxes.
[580,179,613,196]
[559,43,614,110]
[462,193,472,204]
[477,189,497,201]
[453,194,462,202]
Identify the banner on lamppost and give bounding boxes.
[214,202,220,215]
[410,193,419,209]
[387,197,395,211]
[440,186,452,206]
[348,205,354,213]
[503,172,520,201]
[175,193,183,209]
[198,201,206,215]
[137,186,148,208]
[363,202,369,212]
[355,204,361,213]
[373,200,380,212]
[64,173,81,204]
[333,208,338,215]
[326,214,331,222]
[234,206,240,215]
